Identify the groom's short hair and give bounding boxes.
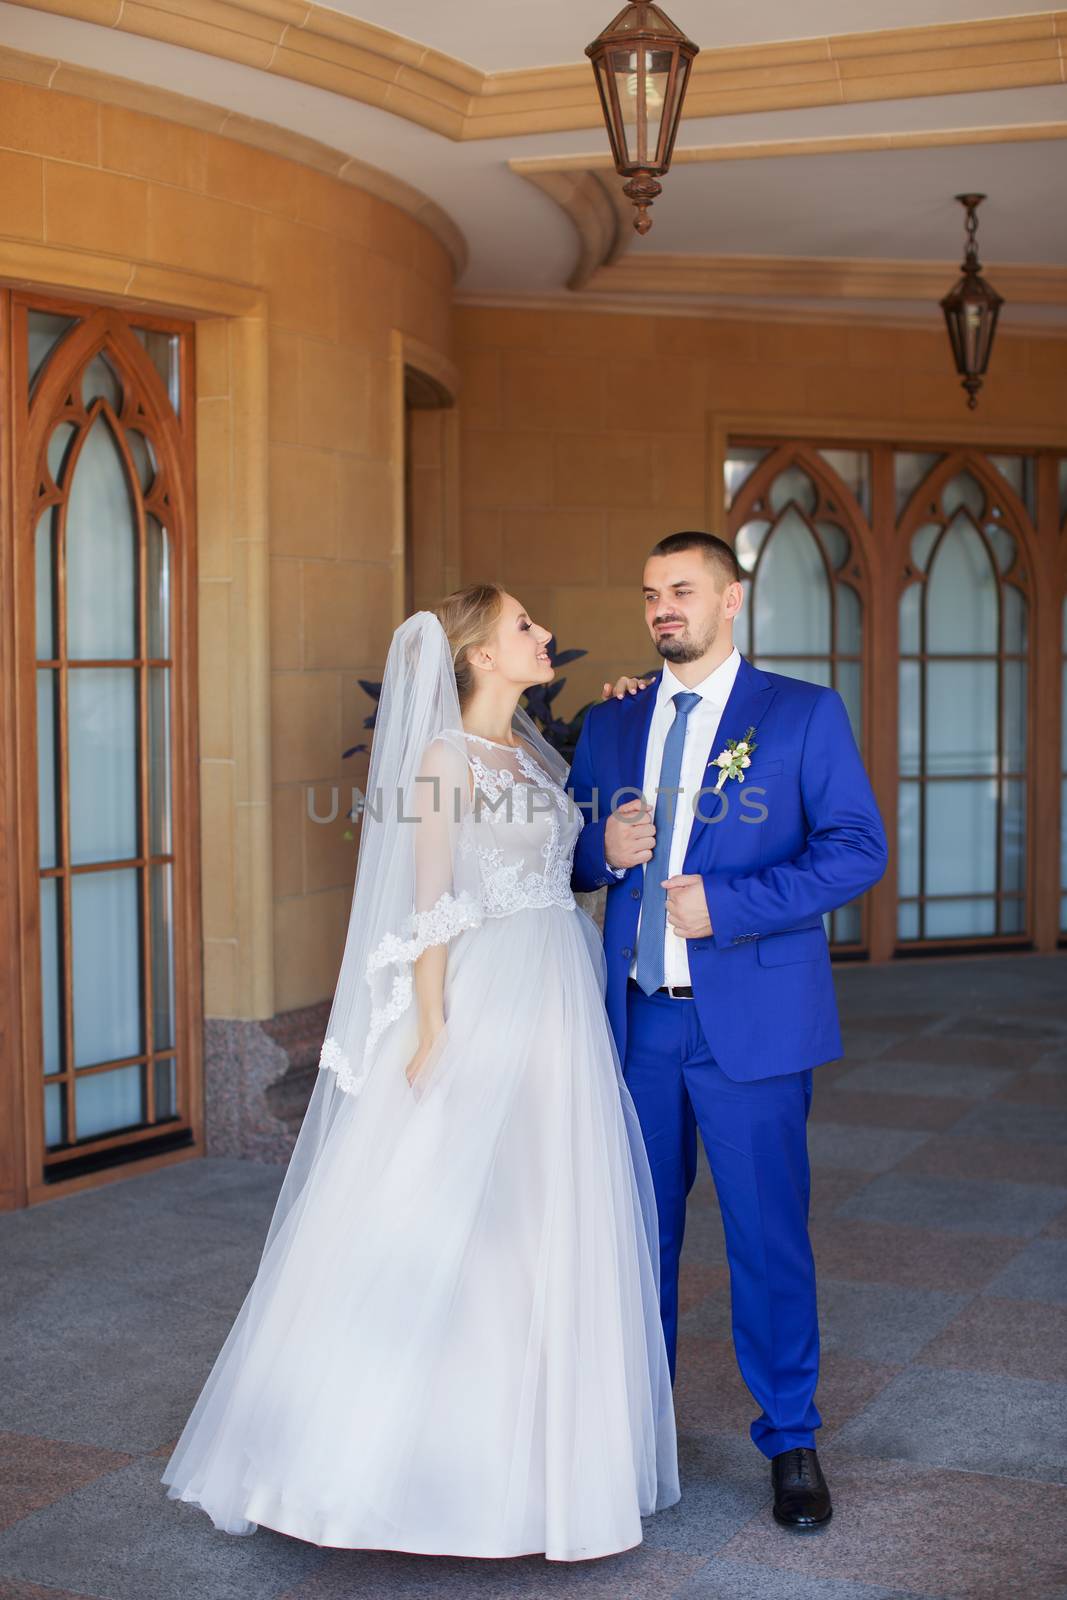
[648,531,741,591]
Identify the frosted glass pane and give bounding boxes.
[942,472,985,520]
[1003,586,1027,654]
[28,311,76,392]
[724,448,768,512]
[1003,663,1027,773]
[71,869,142,1068]
[817,450,869,515]
[899,660,921,777]
[735,520,770,573]
[35,511,55,661]
[926,780,996,895]
[925,898,996,938]
[147,518,170,659]
[154,1057,177,1119]
[926,661,997,775]
[836,661,862,743]
[754,509,829,654]
[900,584,921,655]
[926,515,997,655]
[126,429,156,493]
[66,414,136,660]
[81,352,123,413]
[46,422,76,489]
[768,466,816,517]
[832,900,863,943]
[133,328,181,416]
[898,902,920,940]
[758,658,832,688]
[40,879,62,1076]
[76,1064,143,1141]
[1002,778,1026,894]
[989,454,1035,518]
[37,670,58,870]
[895,452,942,516]
[44,1082,65,1148]
[984,522,1016,575]
[910,523,940,574]
[836,584,862,655]
[734,579,751,655]
[149,668,172,856]
[1000,897,1025,934]
[898,782,920,897]
[1061,778,1067,925]
[151,863,175,1052]
[68,669,138,865]
[816,522,850,571]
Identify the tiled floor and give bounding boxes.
[2,953,1066,1600]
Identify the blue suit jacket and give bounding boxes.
[568,655,889,1081]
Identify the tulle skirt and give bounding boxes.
[161,900,679,1561]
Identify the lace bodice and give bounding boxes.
[320,728,585,1093]
[454,731,582,919]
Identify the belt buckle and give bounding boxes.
[664,982,690,998]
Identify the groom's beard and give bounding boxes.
[654,615,719,664]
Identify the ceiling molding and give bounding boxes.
[512,118,1067,175]
[0,40,468,275]
[457,291,1067,338]
[516,169,626,291]
[511,122,1067,298]
[5,0,1066,140]
[584,253,1067,307]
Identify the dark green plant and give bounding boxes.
[341,638,654,828]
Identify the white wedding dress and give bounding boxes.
[162,727,679,1561]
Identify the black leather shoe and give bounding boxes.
[771,1447,832,1529]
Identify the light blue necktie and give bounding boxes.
[635,690,702,995]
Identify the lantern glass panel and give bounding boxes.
[606,45,675,168]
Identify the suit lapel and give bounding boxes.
[682,654,776,870]
[619,667,663,797]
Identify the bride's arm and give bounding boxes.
[404,739,475,1085]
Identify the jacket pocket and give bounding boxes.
[743,759,784,782]
[756,924,827,966]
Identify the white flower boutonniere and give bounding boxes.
[711,724,758,793]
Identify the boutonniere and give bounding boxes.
[710,725,758,793]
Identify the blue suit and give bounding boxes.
[568,654,888,1457]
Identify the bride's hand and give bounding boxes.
[405,1022,446,1094]
[602,674,654,700]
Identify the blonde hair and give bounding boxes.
[433,583,505,708]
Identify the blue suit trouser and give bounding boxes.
[623,980,821,1459]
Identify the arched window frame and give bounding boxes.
[895,450,1036,949]
[13,295,201,1195]
[727,442,873,953]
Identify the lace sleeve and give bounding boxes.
[363,735,483,1058]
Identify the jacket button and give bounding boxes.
[621,947,632,959]
[631,887,641,900]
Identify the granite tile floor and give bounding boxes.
[2,953,1066,1600]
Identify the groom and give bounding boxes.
[568,531,888,1530]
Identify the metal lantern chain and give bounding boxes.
[940,193,1005,411]
[585,2,699,235]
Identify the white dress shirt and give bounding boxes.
[616,646,742,987]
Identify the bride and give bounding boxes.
[161,583,679,1562]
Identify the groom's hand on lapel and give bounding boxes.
[662,874,713,939]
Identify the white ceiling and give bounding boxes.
[644,138,1067,264]
[2,1,1064,318]
[324,0,1066,74]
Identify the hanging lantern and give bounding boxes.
[585,2,699,235]
[940,193,1004,410]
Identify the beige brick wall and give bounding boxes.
[455,305,1067,716]
[2,80,456,1015]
